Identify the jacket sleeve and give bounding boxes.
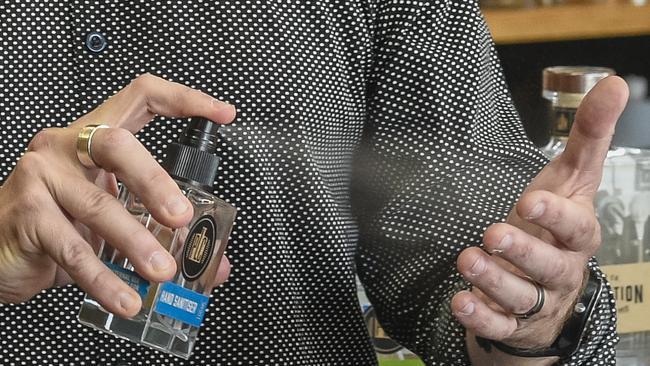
[352,1,617,364]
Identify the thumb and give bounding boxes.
[559,76,629,176]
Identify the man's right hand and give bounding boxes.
[0,74,236,317]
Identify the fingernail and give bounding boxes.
[212,98,231,110]
[212,99,236,123]
[459,302,475,316]
[119,292,138,312]
[149,251,173,272]
[498,235,513,251]
[488,234,512,255]
[167,196,189,216]
[470,258,487,276]
[527,202,546,220]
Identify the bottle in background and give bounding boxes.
[78,118,237,359]
[356,278,423,365]
[540,66,650,366]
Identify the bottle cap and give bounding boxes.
[162,118,222,191]
[543,66,615,95]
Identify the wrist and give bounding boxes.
[474,268,603,361]
[467,331,558,366]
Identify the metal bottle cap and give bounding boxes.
[543,66,616,94]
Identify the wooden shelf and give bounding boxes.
[482,3,650,44]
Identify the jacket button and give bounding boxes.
[85,32,108,53]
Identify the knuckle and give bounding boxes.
[516,290,539,314]
[483,270,504,293]
[88,266,114,291]
[128,226,157,252]
[93,128,135,170]
[474,317,493,337]
[540,257,569,285]
[494,326,513,341]
[82,188,115,220]
[173,87,197,114]
[579,216,595,237]
[546,205,563,226]
[566,216,594,246]
[101,127,135,148]
[512,240,534,263]
[130,73,157,93]
[59,240,91,274]
[21,190,47,213]
[17,151,46,175]
[502,323,518,340]
[16,183,49,213]
[565,264,585,289]
[27,128,58,152]
[146,167,172,187]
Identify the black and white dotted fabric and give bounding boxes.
[0,1,617,365]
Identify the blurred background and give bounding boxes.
[484,0,650,146]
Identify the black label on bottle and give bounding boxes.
[551,107,576,137]
[182,215,217,281]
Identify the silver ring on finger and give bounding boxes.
[513,279,545,319]
[76,124,110,169]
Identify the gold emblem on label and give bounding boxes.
[187,227,209,264]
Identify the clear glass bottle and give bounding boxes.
[540,66,650,365]
[78,118,236,359]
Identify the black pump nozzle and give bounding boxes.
[162,118,222,191]
[179,118,221,154]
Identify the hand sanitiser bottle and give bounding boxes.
[78,118,237,359]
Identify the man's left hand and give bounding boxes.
[451,76,628,357]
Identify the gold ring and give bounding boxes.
[76,124,110,169]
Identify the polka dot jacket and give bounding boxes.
[0,0,617,365]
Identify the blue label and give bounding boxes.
[104,261,150,300]
[153,282,210,328]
